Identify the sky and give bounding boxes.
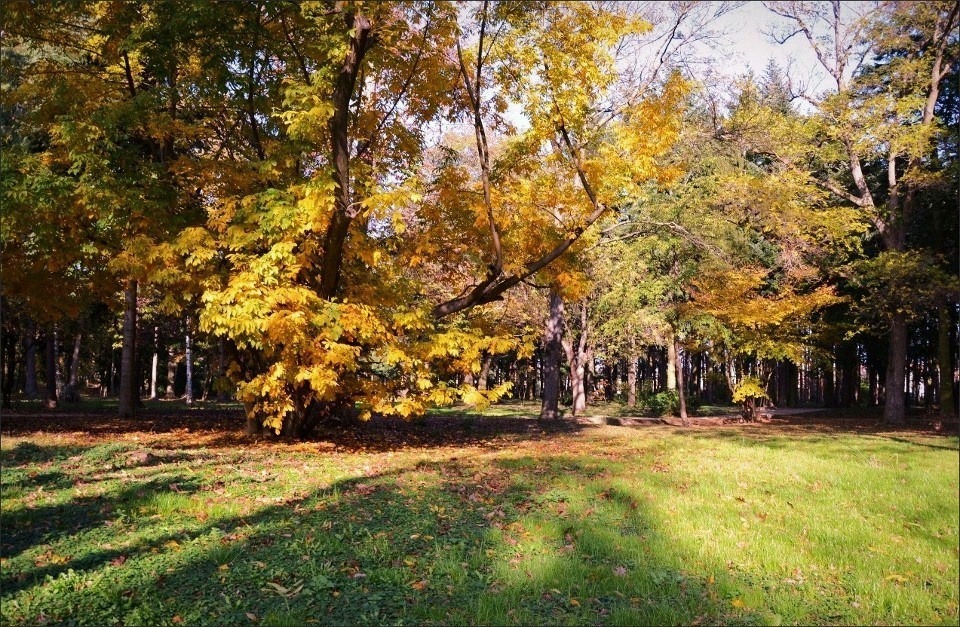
[714,1,831,91]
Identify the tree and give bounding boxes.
[763,0,959,423]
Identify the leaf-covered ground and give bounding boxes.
[1,403,958,625]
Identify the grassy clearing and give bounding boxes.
[1,408,957,625]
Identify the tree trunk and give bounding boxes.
[68,333,81,386]
[570,359,586,415]
[627,353,638,408]
[44,327,57,408]
[118,279,138,417]
[217,336,230,402]
[884,312,908,424]
[938,302,955,421]
[823,361,835,408]
[539,291,564,420]
[149,326,159,400]
[23,321,38,398]
[478,353,492,391]
[1,327,17,409]
[63,332,82,403]
[245,402,263,435]
[666,333,677,391]
[675,335,689,425]
[165,350,178,399]
[184,315,194,405]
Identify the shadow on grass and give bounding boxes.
[1,409,590,453]
[0,443,767,626]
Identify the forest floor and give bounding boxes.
[1,401,958,625]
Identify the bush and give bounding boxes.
[647,391,679,416]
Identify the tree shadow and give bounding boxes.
[1,410,590,452]
[2,446,772,625]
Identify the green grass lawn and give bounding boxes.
[1,408,957,625]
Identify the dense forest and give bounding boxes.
[2,0,958,436]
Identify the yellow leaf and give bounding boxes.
[731,599,745,608]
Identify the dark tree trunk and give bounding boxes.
[1,327,17,409]
[245,402,263,436]
[627,352,638,408]
[63,332,82,403]
[938,302,955,421]
[23,320,38,398]
[823,361,835,408]
[165,349,178,399]
[44,327,57,408]
[478,353,492,391]
[884,313,908,424]
[540,291,564,420]
[675,335,689,426]
[217,336,230,402]
[184,315,194,405]
[119,279,138,417]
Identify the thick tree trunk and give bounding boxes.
[165,350,178,399]
[675,335,689,425]
[884,312,908,424]
[23,321,38,398]
[245,402,263,436]
[44,328,57,408]
[539,291,564,420]
[119,279,138,417]
[478,353,492,391]
[570,360,586,416]
[938,302,955,421]
[184,316,194,405]
[823,361,835,408]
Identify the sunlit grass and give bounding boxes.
[1,414,957,625]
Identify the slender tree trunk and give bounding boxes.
[23,321,38,398]
[540,291,564,420]
[184,315,194,405]
[627,353,638,408]
[666,332,677,391]
[675,335,689,425]
[62,332,82,403]
[217,336,229,402]
[44,327,57,408]
[938,302,955,421]
[118,280,138,417]
[68,333,81,386]
[884,312,908,424]
[150,326,159,400]
[1,328,17,409]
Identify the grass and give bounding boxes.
[1,404,957,625]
